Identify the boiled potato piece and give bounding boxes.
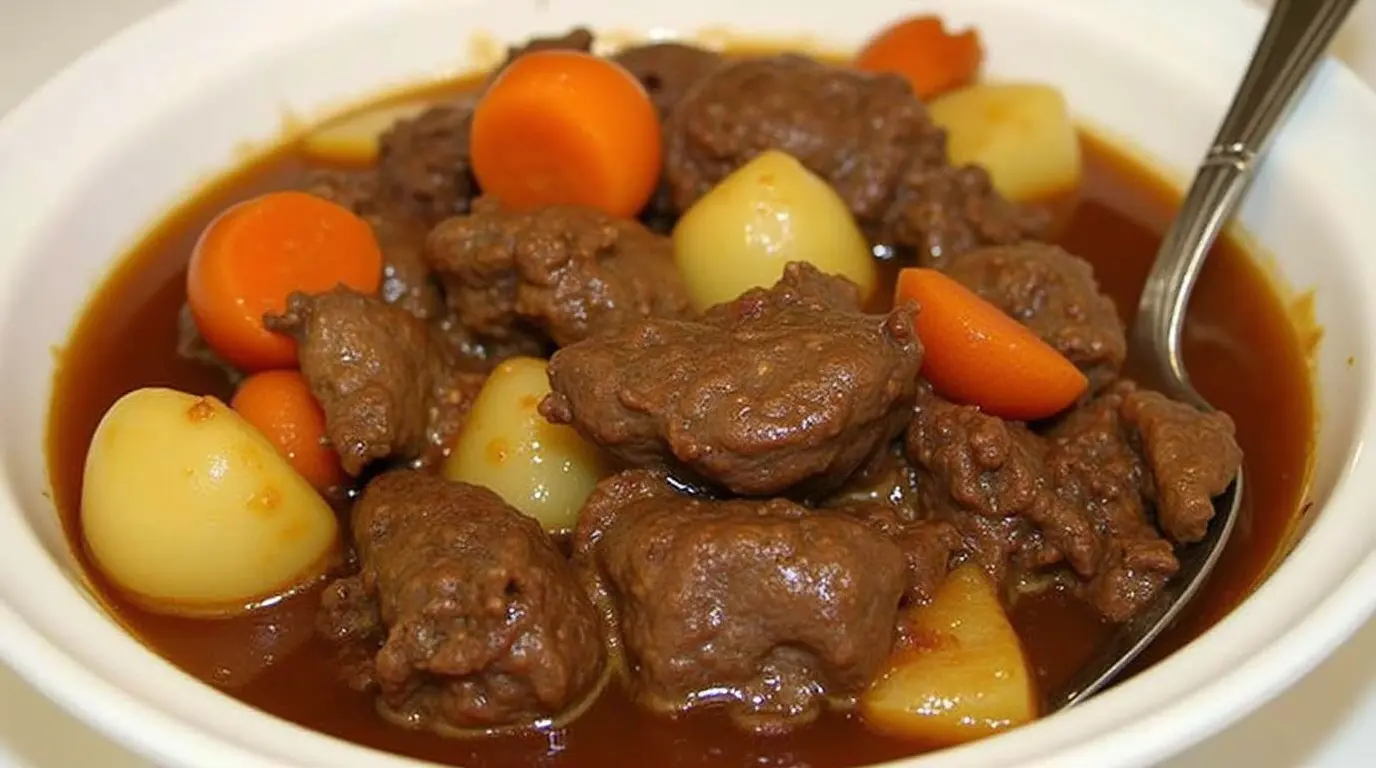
[672,149,876,310]
[301,100,431,165]
[928,82,1082,202]
[444,357,608,533]
[860,564,1036,744]
[81,388,339,618]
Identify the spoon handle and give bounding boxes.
[1133,0,1357,405]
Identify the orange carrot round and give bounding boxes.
[187,191,382,371]
[856,16,983,101]
[896,268,1087,420]
[470,49,662,218]
[230,370,344,493]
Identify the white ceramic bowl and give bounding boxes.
[2,0,1375,766]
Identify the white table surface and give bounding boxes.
[1,1,1374,766]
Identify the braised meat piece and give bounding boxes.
[265,288,484,474]
[307,169,444,321]
[906,382,1242,622]
[541,263,923,496]
[318,471,606,735]
[1119,388,1242,544]
[613,42,724,120]
[425,197,693,349]
[376,97,480,229]
[663,55,1045,262]
[498,28,594,69]
[575,469,905,732]
[943,243,1127,390]
[905,385,1096,585]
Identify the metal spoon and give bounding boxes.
[1046,0,1358,712]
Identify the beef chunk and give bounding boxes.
[541,263,923,496]
[1120,388,1242,544]
[425,197,693,349]
[376,98,479,228]
[905,385,1096,585]
[307,169,444,321]
[575,470,904,732]
[663,55,1045,262]
[265,288,484,474]
[1044,385,1181,621]
[499,28,594,68]
[613,42,724,120]
[841,502,961,606]
[905,382,1241,622]
[943,243,1127,389]
[319,471,606,735]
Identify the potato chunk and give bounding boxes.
[928,83,1082,202]
[444,357,609,533]
[672,149,877,310]
[860,564,1036,743]
[81,388,339,618]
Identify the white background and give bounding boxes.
[0,0,1373,765]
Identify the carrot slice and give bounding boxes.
[470,49,661,218]
[896,268,1087,420]
[187,190,382,371]
[855,16,983,101]
[231,370,344,493]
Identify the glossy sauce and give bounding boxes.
[45,90,1313,765]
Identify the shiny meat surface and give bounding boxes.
[575,469,906,732]
[318,471,606,735]
[425,197,694,349]
[541,263,923,496]
[265,288,485,474]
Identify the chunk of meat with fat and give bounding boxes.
[317,471,606,735]
[574,469,906,732]
[265,288,484,475]
[663,54,1046,262]
[943,243,1127,389]
[541,262,923,496]
[425,197,694,349]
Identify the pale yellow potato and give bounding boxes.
[81,388,339,618]
[672,149,876,311]
[860,564,1036,744]
[300,100,431,165]
[444,357,608,533]
[929,82,1082,202]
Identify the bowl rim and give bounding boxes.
[2,1,1376,767]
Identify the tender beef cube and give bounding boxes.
[904,381,1239,622]
[943,243,1127,389]
[376,98,478,228]
[425,197,693,348]
[839,502,961,606]
[541,263,923,496]
[905,385,1098,584]
[613,42,724,120]
[575,470,904,732]
[1044,385,1182,621]
[318,471,606,735]
[879,164,1049,270]
[265,288,484,474]
[663,55,1045,260]
[306,169,444,321]
[1119,388,1242,544]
